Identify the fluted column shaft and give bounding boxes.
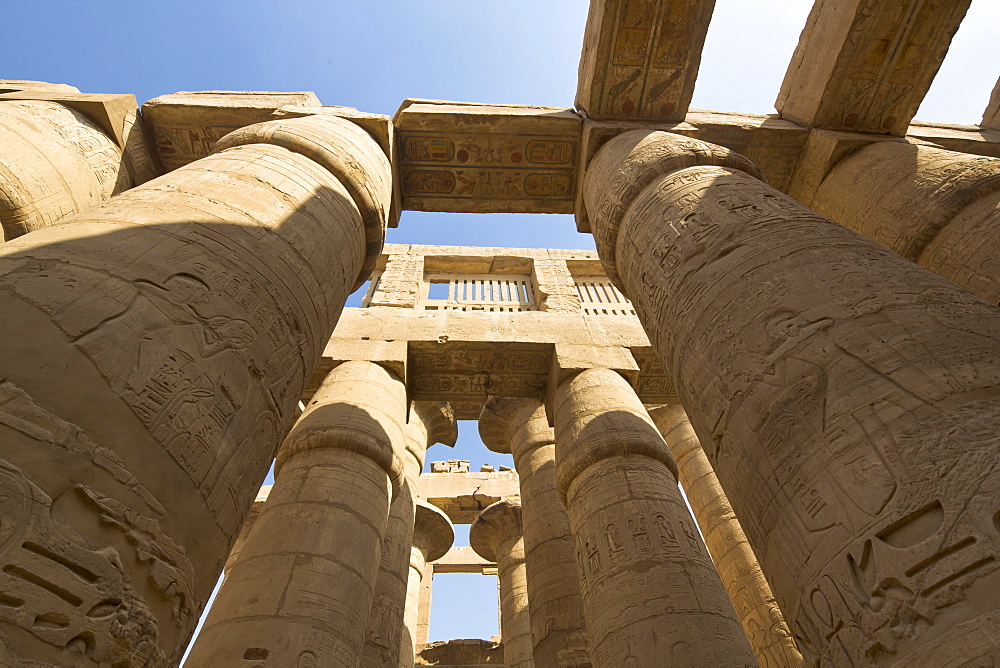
[480,398,590,667]
[553,368,756,667]
[812,141,1000,304]
[470,500,534,668]
[363,402,456,668]
[185,360,407,667]
[402,502,454,667]
[651,405,802,668]
[0,113,390,665]
[586,129,1000,665]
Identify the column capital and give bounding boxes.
[469,499,523,563]
[583,129,760,287]
[413,501,454,563]
[276,361,406,488]
[647,404,699,461]
[554,368,676,503]
[479,397,552,462]
[214,114,392,287]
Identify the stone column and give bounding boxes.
[552,367,756,667]
[0,98,134,240]
[403,502,454,667]
[649,404,802,668]
[186,360,407,667]
[363,402,457,667]
[480,397,590,667]
[811,141,1000,304]
[0,111,390,665]
[469,499,535,668]
[584,129,1000,665]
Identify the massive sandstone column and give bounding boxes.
[479,397,591,667]
[0,99,134,240]
[186,360,407,667]
[363,402,457,668]
[649,404,802,668]
[469,499,535,668]
[553,368,756,667]
[584,129,1000,665]
[810,141,1000,304]
[402,502,454,667]
[0,112,390,664]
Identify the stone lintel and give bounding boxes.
[576,0,716,122]
[323,337,407,382]
[907,120,1000,160]
[984,78,1000,130]
[417,469,520,524]
[548,343,639,389]
[787,128,902,207]
[415,639,503,667]
[432,545,495,574]
[575,111,809,230]
[776,0,972,136]
[141,90,322,171]
[393,99,582,214]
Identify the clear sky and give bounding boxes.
[6,0,998,657]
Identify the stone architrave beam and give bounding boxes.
[984,78,1000,130]
[576,0,716,122]
[776,0,972,136]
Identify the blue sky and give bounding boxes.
[6,0,998,655]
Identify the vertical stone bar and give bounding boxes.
[364,402,457,667]
[649,405,802,668]
[0,112,390,664]
[403,502,454,667]
[585,129,1000,664]
[552,367,756,667]
[480,398,591,667]
[469,500,535,668]
[186,360,406,667]
[811,141,1000,304]
[0,99,133,240]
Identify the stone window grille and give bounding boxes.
[575,278,635,315]
[423,274,536,312]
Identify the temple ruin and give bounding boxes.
[1,0,999,665]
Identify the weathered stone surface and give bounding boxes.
[405,502,455,667]
[984,77,1000,130]
[394,100,582,214]
[417,468,520,524]
[365,402,456,668]
[141,90,322,170]
[576,0,716,122]
[776,0,972,136]
[0,112,389,664]
[650,405,802,668]
[0,98,133,240]
[187,360,408,667]
[222,485,271,577]
[553,368,756,666]
[0,80,81,93]
[480,398,591,668]
[811,140,1000,304]
[586,129,1000,664]
[416,639,503,666]
[470,500,534,668]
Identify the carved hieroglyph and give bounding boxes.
[469,500,535,668]
[404,502,455,667]
[0,112,390,664]
[776,0,972,136]
[363,402,457,668]
[187,361,408,667]
[553,368,756,667]
[0,100,133,240]
[480,397,591,667]
[812,141,1000,304]
[576,0,716,122]
[650,405,803,668]
[585,129,1000,665]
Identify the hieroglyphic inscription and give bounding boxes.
[408,343,550,403]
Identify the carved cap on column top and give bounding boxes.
[479,397,552,462]
[213,114,392,288]
[276,360,406,490]
[405,401,458,464]
[554,368,677,503]
[647,404,700,461]
[469,499,523,563]
[413,501,454,562]
[583,130,762,288]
